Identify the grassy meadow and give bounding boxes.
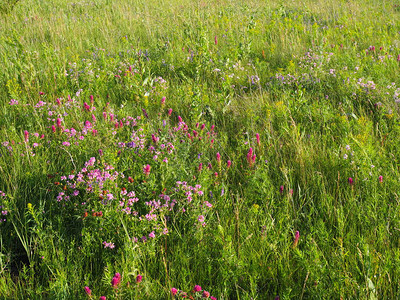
[1,0,400,298]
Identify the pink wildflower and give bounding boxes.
[84,286,92,296]
[194,285,202,292]
[24,130,29,142]
[379,175,383,183]
[247,148,253,163]
[171,288,178,296]
[279,185,284,195]
[293,231,300,248]
[111,273,121,288]
[143,164,151,176]
[136,274,143,283]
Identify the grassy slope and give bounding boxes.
[1,0,400,299]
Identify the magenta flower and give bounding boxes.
[194,285,202,292]
[152,134,159,144]
[227,160,232,168]
[247,148,253,165]
[178,116,183,122]
[168,108,173,116]
[171,288,178,296]
[214,35,218,45]
[198,215,205,223]
[90,95,94,102]
[216,152,221,162]
[84,286,92,296]
[111,273,121,288]
[203,290,210,298]
[99,296,106,300]
[348,177,354,185]
[293,231,300,248]
[143,164,151,176]
[136,274,143,283]
[379,175,383,183]
[24,130,29,142]
[161,96,166,104]
[84,102,90,111]
[256,133,260,145]
[56,118,62,128]
[198,163,203,172]
[210,297,217,300]
[279,185,284,195]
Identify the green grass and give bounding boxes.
[1,0,400,299]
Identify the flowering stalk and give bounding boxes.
[293,231,300,248]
